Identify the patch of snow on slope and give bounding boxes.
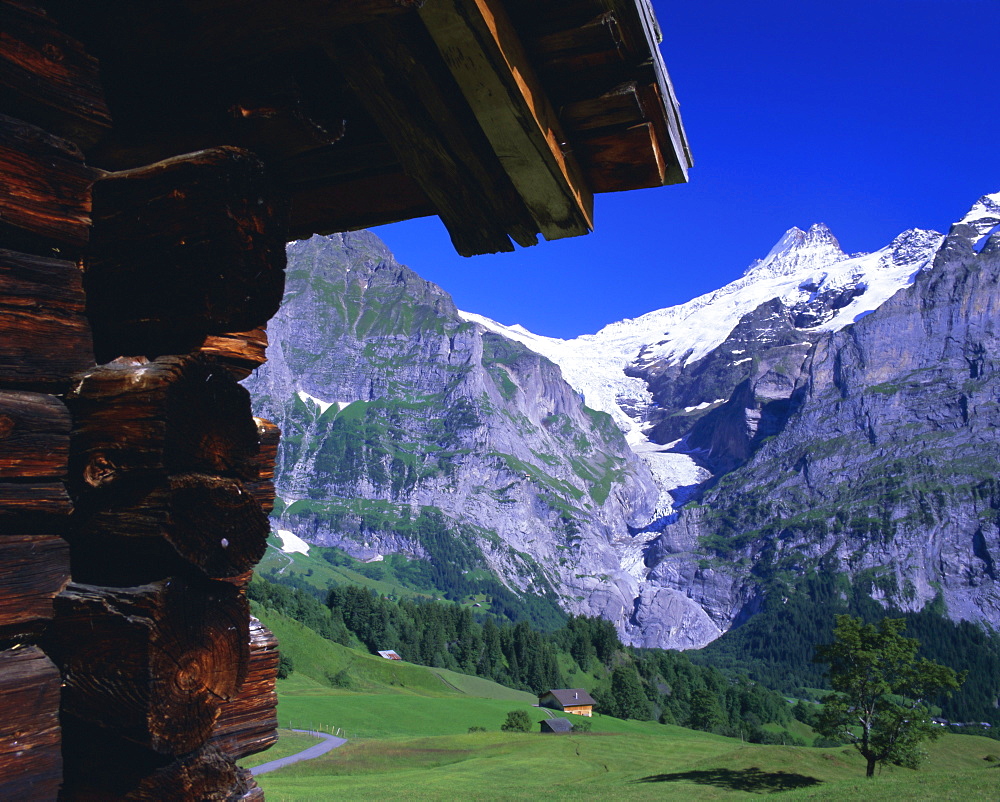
[296,390,335,415]
[276,529,311,555]
[957,192,1000,250]
[958,191,1000,232]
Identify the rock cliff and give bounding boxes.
[244,232,660,625]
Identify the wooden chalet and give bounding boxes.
[0,0,689,798]
[539,688,597,716]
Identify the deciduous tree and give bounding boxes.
[814,615,963,777]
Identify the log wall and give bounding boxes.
[0,2,283,797]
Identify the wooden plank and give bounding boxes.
[0,0,111,149]
[246,417,279,514]
[559,81,645,132]
[0,481,72,533]
[0,112,95,254]
[72,473,269,586]
[289,169,435,240]
[66,355,260,490]
[49,579,249,756]
[576,121,665,193]
[0,535,69,641]
[253,419,279,484]
[531,11,625,56]
[327,17,540,256]
[419,0,593,241]
[210,617,279,761]
[86,146,287,362]
[0,646,62,801]
[0,391,70,479]
[0,248,93,390]
[199,328,268,381]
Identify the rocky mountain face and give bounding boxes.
[473,193,1000,648]
[244,232,660,624]
[247,193,1000,652]
[644,208,1000,645]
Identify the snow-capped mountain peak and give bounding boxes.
[461,207,959,444]
[743,222,847,280]
[956,192,1000,249]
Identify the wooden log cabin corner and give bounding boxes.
[0,0,690,797]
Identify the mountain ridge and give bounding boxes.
[246,192,1000,652]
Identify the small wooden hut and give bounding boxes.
[0,0,689,797]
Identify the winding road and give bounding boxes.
[251,729,347,776]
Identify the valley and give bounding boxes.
[246,193,1000,653]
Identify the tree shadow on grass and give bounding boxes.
[635,766,821,793]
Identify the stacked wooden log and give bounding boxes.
[0,3,102,797]
[54,149,285,799]
[1,2,283,798]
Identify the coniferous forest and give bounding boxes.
[251,574,802,744]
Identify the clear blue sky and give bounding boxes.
[374,0,1000,340]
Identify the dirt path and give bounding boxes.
[251,729,347,776]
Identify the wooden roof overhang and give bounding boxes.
[46,0,692,256]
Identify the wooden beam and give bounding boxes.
[199,328,269,381]
[0,646,62,800]
[47,0,428,67]
[66,355,260,491]
[418,0,593,241]
[289,169,435,240]
[576,121,665,192]
[86,147,288,361]
[210,617,279,761]
[49,579,249,755]
[72,473,269,586]
[327,17,540,256]
[0,248,94,391]
[0,481,72,533]
[0,113,95,255]
[0,391,70,479]
[59,718,255,802]
[0,0,111,149]
[0,535,69,642]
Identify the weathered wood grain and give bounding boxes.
[576,121,665,192]
[328,18,541,256]
[0,481,72,533]
[0,112,95,254]
[0,534,69,642]
[0,390,70,478]
[199,328,268,381]
[0,248,94,389]
[0,0,111,149]
[245,417,278,514]
[210,617,278,761]
[49,579,249,756]
[0,646,62,801]
[85,147,287,361]
[288,169,435,239]
[66,354,259,490]
[419,0,594,241]
[71,473,269,585]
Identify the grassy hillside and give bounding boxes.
[255,604,999,799]
[256,605,534,703]
[256,729,1000,801]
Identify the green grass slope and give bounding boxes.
[257,606,535,704]
[258,731,999,801]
